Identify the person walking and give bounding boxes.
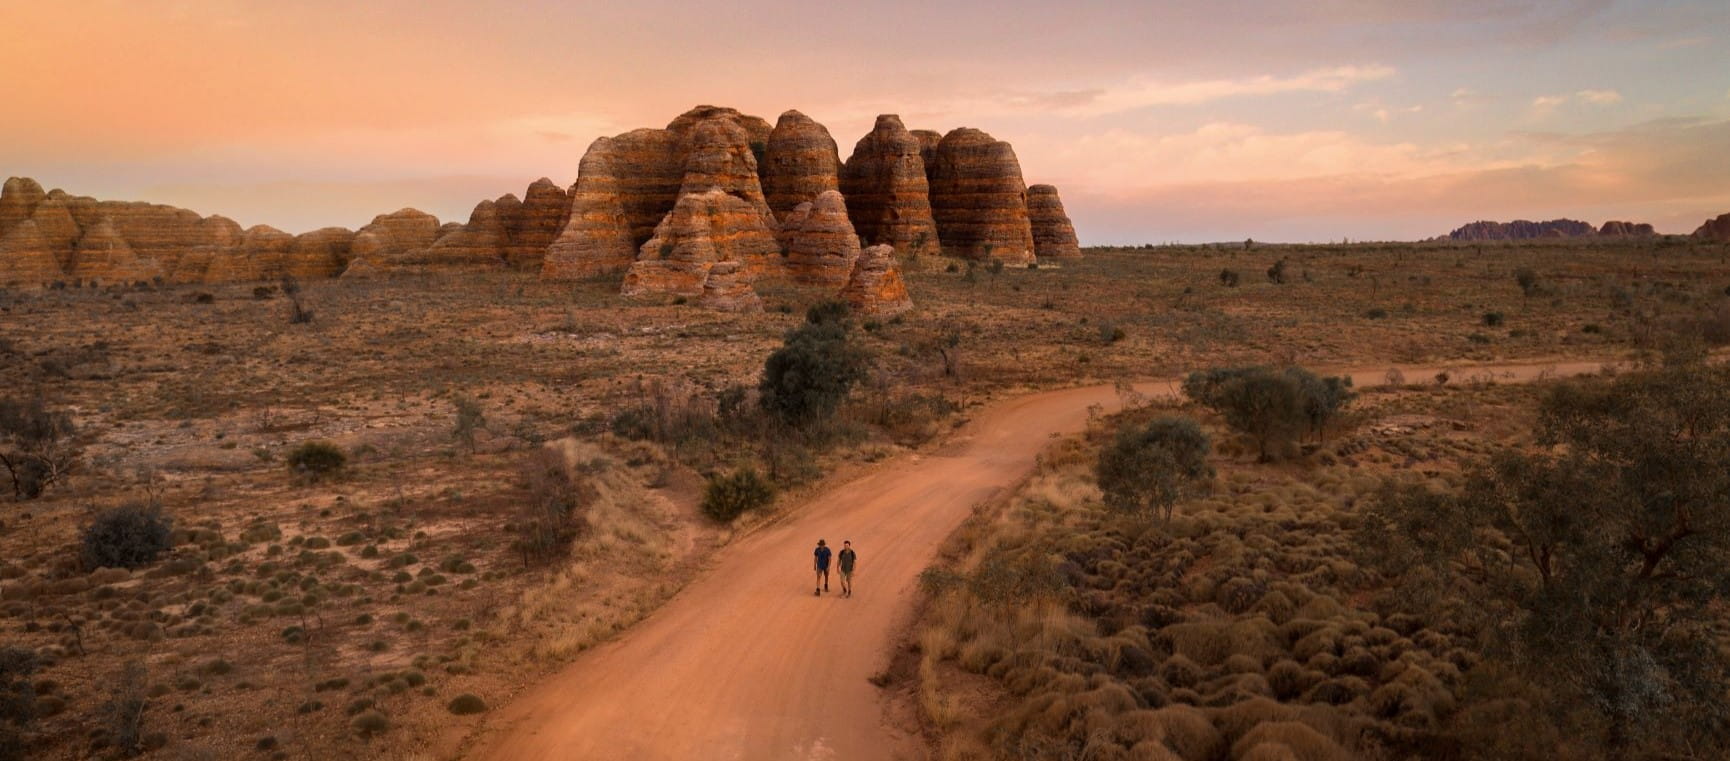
[837,540,857,598]
[813,539,832,596]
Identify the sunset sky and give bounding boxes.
[3,0,1727,243]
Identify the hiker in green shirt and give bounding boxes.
[837,540,857,598]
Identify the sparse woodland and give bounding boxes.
[1,237,1728,759]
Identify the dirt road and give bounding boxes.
[465,359,1609,761]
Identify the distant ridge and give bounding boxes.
[1445,218,1657,241]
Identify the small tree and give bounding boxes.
[0,395,79,499]
[1218,269,1240,287]
[1184,366,1353,460]
[1266,258,1288,285]
[281,276,313,323]
[513,447,591,565]
[759,306,870,426]
[0,648,39,761]
[1514,267,1541,297]
[700,468,775,522]
[1360,363,1730,758]
[80,502,173,570]
[451,395,485,452]
[1096,417,1213,522]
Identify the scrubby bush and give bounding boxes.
[1482,311,1505,327]
[0,649,38,761]
[1219,269,1241,287]
[1514,267,1540,297]
[81,502,173,570]
[1096,417,1212,522]
[758,304,870,426]
[512,447,593,565]
[1361,363,1730,759]
[451,395,485,452]
[94,662,148,757]
[700,468,774,522]
[0,395,79,499]
[1266,259,1288,284]
[286,441,346,480]
[350,710,389,737]
[447,694,487,715]
[1184,366,1353,459]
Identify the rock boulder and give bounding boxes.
[1693,213,1730,241]
[839,115,940,259]
[840,244,913,316]
[762,110,841,222]
[1027,184,1081,258]
[929,128,1036,264]
[698,260,763,313]
[783,190,861,288]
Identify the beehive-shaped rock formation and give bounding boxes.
[697,260,762,313]
[840,244,913,316]
[929,128,1035,264]
[0,220,64,287]
[418,200,509,270]
[839,115,940,259]
[343,209,442,277]
[0,177,47,238]
[70,218,164,285]
[502,179,571,269]
[543,106,778,281]
[911,129,942,186]
[1027,184,1081,258]
[285,227,356,280]
[783,191,861,288]
[762,110,841,223]
[1694,213,1730,241]
[622,189,781,297]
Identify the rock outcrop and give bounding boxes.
[0,220,64,287]
[783,190,861,288]
[285,228,355,280]
[762,110,841,223]
[1447,219,1597,240]
[544,106,779,281]
[204,225,294,282]
[1693,213,1730,241]
[697,260,762,313]
[0,177,47,239]
[1026,184,1081,258]
[622,189,781,297]
[928,128,1036,264]
[343,209,441,276]
[70,218,164,285]
[839,115,940,259]
[911,129,942,186]
[417,200,509,271]
[1598,221,1655,236]
[502,179,570,270]
[840,244,913,316]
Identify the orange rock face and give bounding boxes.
[1694,213,1730,241]
[783,191,861,288]
[501,178,571,270]
[697,260,763,313]
[0,220,64,287]
[623,189,782,297]
[840,115,940,259]
[1026,184,1081,258]
[285,227,356,280]
[343,209,442,277]
[0,177,47,239]
[70,218,165,286]
[762,110,841,223]
[840,244,913,316]
[911,129,942,187]
[417,200,510,271]
[544,106,778,282]
[929,128,1035,264]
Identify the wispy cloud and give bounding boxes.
[989,65,1398,118]
[1577,89,1623,105]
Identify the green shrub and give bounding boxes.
[758,309,869,426]
[1097,417,1212,522]
[286,441,346,479]
[80,502,173,570]
[447,694,487,715]
[0,395,78,500]
[1184,366,1353,459]
[700,468,775,522]
[1483,311,1505,327]
[350,710,389,737]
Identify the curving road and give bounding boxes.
[465,360,1608,761]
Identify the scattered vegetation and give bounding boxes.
[700,467,775,523]
[1183,366,1354,460]
[79,502,173,570]
[0,395,78,499]
[1095,416,1212,522]
[758,303,870,427]
[285,440,346,480]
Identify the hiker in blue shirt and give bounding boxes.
[813,539,832,596]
